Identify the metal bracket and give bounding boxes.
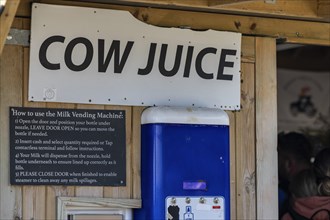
[5,28,30,46]
[265,0,276,4]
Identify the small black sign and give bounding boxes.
[10,107,126,186]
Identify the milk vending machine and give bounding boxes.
[134,107,230,220]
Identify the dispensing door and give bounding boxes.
[134,107,230,220]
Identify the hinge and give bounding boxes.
[5,28,30,46]
[265,0,276,4]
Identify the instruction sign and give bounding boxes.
[10,107,126,186]
[29,3,241,110]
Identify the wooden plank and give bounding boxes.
[241,36,255,63]
[218,0,319,20]
[103,105,132,199]
[22,48,46,108]
[21,46,47,220]
[208,0,259,7]
[0,0,21,55]
[46,185,75,219]
[58,197,141,209]
[22,186,46,220]
[317,0,330,20]
[235,62,256,219]
[255,37,278,219]
[17,0,32,18]
[131,106,145,199]
[15,0,330,45]
[0,41,23,220]
[31,0,322,21]
[130,5,329,45]
[226,110,236,220]
[229,36,255,219]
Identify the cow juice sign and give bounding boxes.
[29,3,241,110]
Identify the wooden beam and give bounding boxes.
[255,37,278,219]
[26,0,329,46]
[317,0,330,20]
[208,0,260,7]
[0,0,21,56]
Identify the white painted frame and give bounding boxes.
[57,197,141,220]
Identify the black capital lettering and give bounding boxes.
[138,43,157,75]
[39,35,65,70]
[183,46,194,78]
[217,49,236,81]
[196,47,216,80]
[159,44,183,77]
[65,37,93,72]
[98,40,134,73]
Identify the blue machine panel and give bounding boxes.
[134,107,230,220]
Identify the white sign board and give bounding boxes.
[29,3,241,110]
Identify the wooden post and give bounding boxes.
[255,37,278,219]
[0,0,20,56]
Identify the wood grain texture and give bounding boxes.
[15,0,330,45]
[235,62,256,220]
[17,0,326,21]
[0,39,23,220]
[0,0,21,55]
[131,106,145,199]
[226,110,236,219]
[241,36,255,63]
[46,185,75,219]
[22,186,46,219]
[255,37,278,219]
[22,46,47,220]
[208,0,257,6]
[317,0,330,19]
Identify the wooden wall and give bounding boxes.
[0,3,281,220]
[0,17,144,219]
